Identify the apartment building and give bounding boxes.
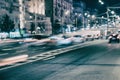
[45,0,73,34]
[73,0,86,29]
[0,0,73,34]
[21,0,52,35]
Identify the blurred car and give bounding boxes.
[108,34,120,43]
[46,35,72,46]
[59,35,73,45]
[72,35,85,43]
[94,34,100,39]
[85,35,94,41]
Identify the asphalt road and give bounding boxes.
[0,39,77,58]
[1,40,120,80]
[0,40,55,58]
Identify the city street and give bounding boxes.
[0,0,120,80]
[1,40,120,80]
[0,38,72,59]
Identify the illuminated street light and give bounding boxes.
[107,6,120,35]
[65,10,70,15]
[102,16,104,18]
[99,0,104,5]
[84,13,87,16]
[101,2,104,5]
[111,11,115,15]
[87,14,90,18]
[92,15,96,19]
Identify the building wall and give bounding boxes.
[45,0,73,34]
[24,0,52,35]
[73,0,86,29]
[0,0,20,30]
[27,0,45,15]
[0,0,73,34]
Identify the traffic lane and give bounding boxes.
[0,38,102,58]
[0,40,74,67]
[0,41,117,80]
[0,42,24,57]
[0,39,75,58]
[0,41,29,58]
[0,40,50,58]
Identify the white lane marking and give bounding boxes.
[43,56,55,61]
[2,49,12,51]
[2,47,19,51]
[0,53,9,56]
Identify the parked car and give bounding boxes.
[85,35,94,41]
[108,34,120,43]
[72,35,85,43]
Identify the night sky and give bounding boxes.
[78,0,120,14]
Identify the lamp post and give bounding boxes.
[61,10,70,33]
[82,14,85,29]
[74,13,82,29]
[107,7,120,35]
[75,13,78,28]
[33,0,38,34]
[99,0,104,5]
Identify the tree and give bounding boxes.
[1,14,15,33]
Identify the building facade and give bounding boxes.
[73,0,86,29]
[45,0,73,34]
[0,0,73,35]
[22,0,52,35]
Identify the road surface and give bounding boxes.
[1,40,120,80]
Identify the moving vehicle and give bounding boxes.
[108,34,120,43]
[46,35,72,46]
[85,35,94,41]
[72,35,85,43]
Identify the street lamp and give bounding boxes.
[106,6,120,35]
[75,13,82,29]
[75,13,78,28]
[111,11,115,14]
[99,0,104,5]
[61,10,70,33]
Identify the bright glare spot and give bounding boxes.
[102,16,104,18]
[111,11,115,14]
[92,15,96,19]
[101,2,104,5]
[99,0,104,5]
[84,13,87,16]
[87,14,90,17]
[78,14,81,16]
[65,10,70,15]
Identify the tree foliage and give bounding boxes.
[0,14,15,33]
